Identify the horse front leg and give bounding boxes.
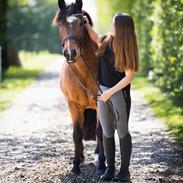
[68,102,84,176]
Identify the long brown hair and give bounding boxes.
[96,13,139,72]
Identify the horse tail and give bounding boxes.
[83,109,97,141]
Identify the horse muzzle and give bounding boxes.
[62,47,81,64]
[67,59,77,64]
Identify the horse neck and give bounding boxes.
[82,31,97,59]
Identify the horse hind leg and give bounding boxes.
[68,102,84,176]
[96,121,106,176]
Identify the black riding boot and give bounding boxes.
[112,133,132,182]
[100,135,115,181]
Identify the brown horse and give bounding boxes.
[54,0,106,176]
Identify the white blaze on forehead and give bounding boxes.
[67,16,77,24]
[65,16,77,59]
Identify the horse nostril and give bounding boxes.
[63,49,77,62]
[63,49,69,57]
[71,49,77,59]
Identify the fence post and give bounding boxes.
[0,46,2,82]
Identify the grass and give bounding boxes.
[132,73,183,146]
[0,51,60,111]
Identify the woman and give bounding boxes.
[84,13,139,182]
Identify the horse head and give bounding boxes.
[54,0,93,63]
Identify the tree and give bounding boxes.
[0,0,7,67]
[0,0,21,68]
[7,0,59,53]
[0,0,7,45]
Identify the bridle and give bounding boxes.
[61,35,83,57]
[60,13,85,61]
[59,13,99,95]
[59,13,119,129]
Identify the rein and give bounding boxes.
[81,49,119,129]
[62,35,80,44]
[67,62,99,99]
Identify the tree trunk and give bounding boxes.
[0,0,7,45]
[0,0,21,68]
[7,42,21,67]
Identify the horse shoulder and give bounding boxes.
[60,62,70,98]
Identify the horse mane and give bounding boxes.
[53,3,93,27]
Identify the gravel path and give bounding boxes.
[0,57,182,183]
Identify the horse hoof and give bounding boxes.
[71,168,81,176]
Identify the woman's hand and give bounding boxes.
[83,16,90,27]
[98,89,113,102]
[83,16,101,44]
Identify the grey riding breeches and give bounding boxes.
[97,85,130,139]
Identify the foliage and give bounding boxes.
[131,0,154,75]
[96,0,133,33]
[0,51,60,111]
[7,0,59,52]
[150,0,183,104]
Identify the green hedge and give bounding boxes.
[131,0,154,75]
[134,0,183,105]
[151,0,183,105]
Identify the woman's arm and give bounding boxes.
[83,16,102,44]
[98,69,134,102]
[109,69,134,95]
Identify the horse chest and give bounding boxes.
[60,66,86,102]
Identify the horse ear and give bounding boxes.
[75,0,83,10]
[58,0,66,10]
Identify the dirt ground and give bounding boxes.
[0,58,182,183]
